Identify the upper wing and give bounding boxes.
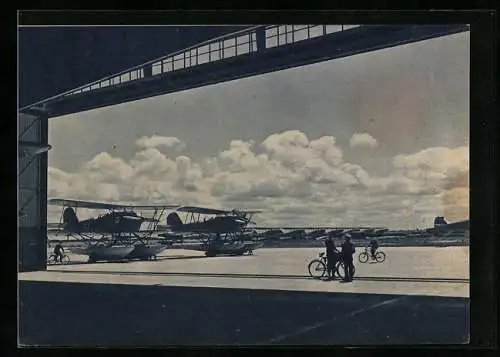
[48,198,119,210]
[176,206,263,215]
[176,206,230,215]
[233,209,262,214]
[122,204,180,210]
[48,198,179,210]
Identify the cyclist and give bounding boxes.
[53,241,65,263]
[369,238,379,260]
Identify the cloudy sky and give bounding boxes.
[47,29,469,229]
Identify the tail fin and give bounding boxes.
[62,207,79,232]
[166,212,183,229]
[434,216,448,228]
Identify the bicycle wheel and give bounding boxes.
[61,255,70,264]
[375,251,386,263]
[358,252,369,263]
[335,261,356,279]
[335,261,346,279]
[308,259,327,279]
[47,254,56,265]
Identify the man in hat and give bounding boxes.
[341,234,355,282]
[325,237,338,280]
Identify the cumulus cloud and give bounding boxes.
[47,130,469,228]
[349,133,378,149]
[136,135,185,150]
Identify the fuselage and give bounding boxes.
[63,207,144,233]
[167,212,247,234]
[79,213,144,233]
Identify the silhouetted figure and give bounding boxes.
[341,235,355,282]
[370,239,379,259]
[325,237,338,279]
[53,242,64,263]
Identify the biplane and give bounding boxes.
[160,206,264,257]
[48,198,179,263]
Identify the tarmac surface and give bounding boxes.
[18,247,469,346]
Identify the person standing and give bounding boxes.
[325,237,338,280]
[341,234,355,282]
[370,238,379,260]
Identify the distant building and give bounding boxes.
[433,217,469,237]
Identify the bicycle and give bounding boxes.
[47,254,70,265]
[307,252,355,280]
[358,247,386,263]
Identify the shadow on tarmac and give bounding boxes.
[18,280,469,347]
[52,255,209,266]
[47,269,470,284]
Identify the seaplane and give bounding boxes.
[158,206,264,257]
[48,198,179,263]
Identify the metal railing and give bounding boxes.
[150,31,258,76]
[264,24,361,49]
[63,26,263,98]
[21,24,363,110]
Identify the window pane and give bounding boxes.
[210,42,220,51]
[326,25,342,34]
[309,25,324,38]
[174,59,184,70]
[210,50,220,61]
[266,36,277,48]
[266,26,277,37]
[198,52,210,64]
[120,73,130,82]
[294,28,309,42]
[343,24,360,30]
[293,25,308,31]
[152,64,161,75]
[190,54,197,66]
[237,34,249,45]
[278,33,286,45]
[223,45,236,58]
[184,53,191,67]
[163,61,173,72]
[236,43,249,55]
[100,80,110,87]
[224,38,235,48]
[198,44,210,54]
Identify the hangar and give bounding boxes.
[18,24,469,272]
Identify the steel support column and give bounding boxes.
[18,108,49,272]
